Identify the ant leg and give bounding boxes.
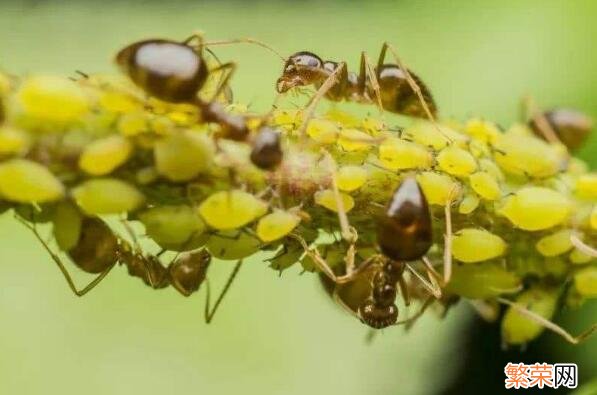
[291,233,375,285]
[322,149,355,243]
[332,287,360,319]
[359,51,385,116]
[207,62,237,102]
[405,263,442,299]
[379,42,450,140]
[570,233,597,257]
[296,62,346,139]
[16,215,114,297]
[204,259,243,324]
[521,95,561,144]
[394,295,435,327]
[443,200,454,284]
[201,37,286,62]
[397,274,411,307]
[497,297,597,344]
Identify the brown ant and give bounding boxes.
[276,43,438,128]
[17,213,241,323]
[116,34,285,170]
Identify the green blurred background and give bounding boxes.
[0,1,595,394]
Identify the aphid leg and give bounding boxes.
[204,259,243,324]
[443,198,454,284]
[378,42,450,140]
[570,233,597,257]
[359,51,385,117]
[405,263,442,299]
[296,62,347,139]
[521,95,561,145]
[16,215,114,297]
[291,233,374,284]
[497,297,597,344]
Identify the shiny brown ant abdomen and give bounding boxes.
[375,65,437,118]
[377,177,433,262]
[250,127,283,170]
[168,249,211,297]
[67,217,119,273]
[116,39,209,103]
[529,108,593,151]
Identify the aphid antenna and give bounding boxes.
[496,297,597,344]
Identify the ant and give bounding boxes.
[116,34,286,170]
[17,212,242,323]
[275,42,440,138]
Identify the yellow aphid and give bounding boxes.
[403,122,467,150]
[446,262,521,299]
[575,173,597,200]
[458,193,480,214]
[117,112,148,136]
[256,210,301,242]
[437,146,477,177]
[206,231,262,260]
[479,158,505,182]
[0,159,64,203]
[569,248,593,265]
[0,127,28,155]
[535,229,573,257]
[136,167,158,185]
[493,133,561,178]
[468,139,491,158]
[501,286,558,345]
[52,201,83,251]
[337,128,373,152]
[314,189,355,213]
[18,75,89,123]
[139,205,207,251]
[99,91,141,113]
[591,206,597,230]
[167,104,198,126]
[72,178,144,215]
[78,135,132,175]
[469,171,500,200]
[573,266,597,298]
[416,172,461,206]
[499,187,571,231]
[325,108,360,127]
[272,109,302,129]
[452,228,507,263]
[154,131,214,182]
[198,190,267,230]
[464,118,501,144]
[337,166,367,192]
[306,118,339,144]
[378,138,432,171]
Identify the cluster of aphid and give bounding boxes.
[0,33,595,346]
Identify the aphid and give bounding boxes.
[529,108,593,151]
[116,35,286,170]
[275,43,437,120]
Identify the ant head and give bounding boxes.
[276,51,324,93]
